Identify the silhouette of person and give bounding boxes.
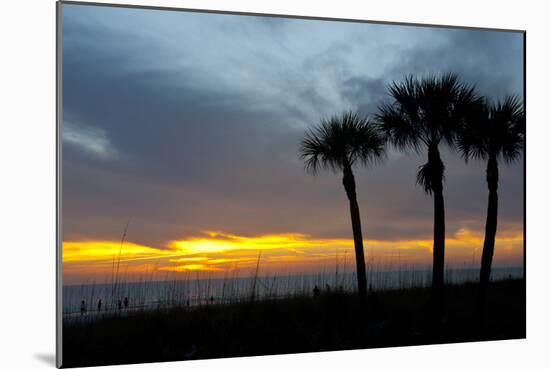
[210,296,214,304]
[313,285,320,297]
[325,284,331,293]
[117,299,122,311]
[80,300,86,316]
[97,299,102,312]
[186,299,190,307]
[124,297,128,309]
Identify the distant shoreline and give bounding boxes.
[62,265,524,287]
[62,266,523,315]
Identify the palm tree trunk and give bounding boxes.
[342,163,367,304]
[433,186,445,292]
[478,155,499,314]
[429,144,445,298]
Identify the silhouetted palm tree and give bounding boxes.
[456,95,524,311]
[300,111,385,303]
[376,73,479,297]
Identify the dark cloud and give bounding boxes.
[61,4,524,249]
[386,28,523,100]
[340,77,386,117]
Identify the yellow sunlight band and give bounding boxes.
[63,229,523,281]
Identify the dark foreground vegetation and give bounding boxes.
[63,279,525,368]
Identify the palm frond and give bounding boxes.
[299,111,386,174]
[455,96,491,163]
[378,72,479,153]
[376,102,421,152]
[416,158,445,195]
[493,95,525,164]
[456,94,524,165]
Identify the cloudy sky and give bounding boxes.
[61,3,524,283]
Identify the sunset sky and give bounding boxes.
[61,4,524,285]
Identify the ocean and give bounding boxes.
[63,266,523,317]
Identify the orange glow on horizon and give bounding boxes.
[62,229,523,284]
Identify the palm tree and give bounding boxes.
[456,95,524,311]
[299,111,385,303]
[376,73,480,297]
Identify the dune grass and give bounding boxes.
[62,278,525,368]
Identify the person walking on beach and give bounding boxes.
[124,297,128,309]
[117,299,122,311]
[80,300,86,316]
[97,299,102,312]
[313,285,320,297]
